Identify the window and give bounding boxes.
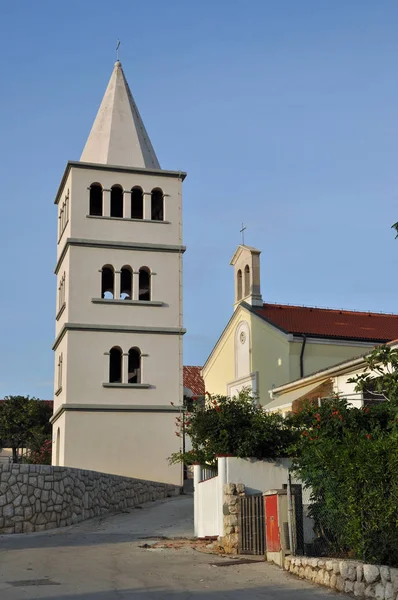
[58,189,69,240]
[111,185,123,218]
[237,269,242,301]
[58,273,66,311]
[57,354,63,390]
[101,266,115,299]
[151,188,164,221]
[363,377,386,405]
[120,266,132,300]
[89,183,103,216]
[131,187,143,219]
[244,265,250,297]
[139,267,151,301]
[109,347,122,383]
[128,347,141,383]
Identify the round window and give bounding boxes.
[240,331,246,344]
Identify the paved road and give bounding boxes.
[0,495,341,599]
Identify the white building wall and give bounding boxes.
[65,246,181,329]
[333,367,371,408]
[62,329,181,406]
[62,410,182,485]
[68,167,182,247]
[226,457,292,495]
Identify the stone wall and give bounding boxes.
[222,482,246,554]
[0,464,179,534]
[285,556,398,599]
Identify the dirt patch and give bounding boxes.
[140,538,265,562]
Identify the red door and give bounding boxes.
[265,494,280,552]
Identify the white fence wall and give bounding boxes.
[226,457,291,494]
[194,461,225,538]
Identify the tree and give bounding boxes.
[348,344,398,402]
[288,396,398,565]
[0,396,52,463]
[169,389,296,466]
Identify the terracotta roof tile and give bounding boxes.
[253,303,398,342]
[183,366,205,396]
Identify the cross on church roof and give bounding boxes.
[240,223,247,245]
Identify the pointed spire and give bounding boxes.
[80,61,160,169]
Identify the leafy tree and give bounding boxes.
[288,397,398,564]
[348,344,398,402]
[0,396,52,463]
[170,389,296,466]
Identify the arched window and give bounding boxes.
[131,186,143,219]
[139,267,151,301]
[120,266,132,300]
[151,188,164,221]
[237,269,242,301]
[128,347,141,383]
[89,183,103,216]
[109,347,122,383]
[111,185,123,218]
[244,265,250,297]
[101,265,115,299]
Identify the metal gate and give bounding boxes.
[238,494,265,555]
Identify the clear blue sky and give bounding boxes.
[0,1,397,399]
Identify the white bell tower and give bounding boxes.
[230,245,263,308]
[51,61,185,486]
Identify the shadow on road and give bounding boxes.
[0,531,181,551]
[7,585,336,599]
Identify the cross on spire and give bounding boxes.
[240,223,247,245]
[116,40,121,61]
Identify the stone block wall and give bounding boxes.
[285,556,398,599]
[222,482,246,554]
[0,464,179,535]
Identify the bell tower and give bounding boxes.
[51,61,186,486]
[230,245,263,308]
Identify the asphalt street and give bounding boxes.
[0,495,341,599]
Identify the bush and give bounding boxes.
[288,398,398,565]
[170,389,296,466]
[25,440,52,465]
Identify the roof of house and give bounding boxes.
[183,366,205,397]
[252,303,398,342]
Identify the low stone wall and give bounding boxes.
[285,556,398,599]
[0,464,179,534]
[222,482,246,554]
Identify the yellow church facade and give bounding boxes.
[202,245,398,405]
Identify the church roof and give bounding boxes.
[80,61,160,169]
[183,366,205,396]
[252,303,398,342]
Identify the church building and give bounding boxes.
[50,60,186,485]
[202,244,398,404]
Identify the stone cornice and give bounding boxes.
[50,403,183,424]
[54,161,187,205]
[55,238,186,274]
[53,323,186,350]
